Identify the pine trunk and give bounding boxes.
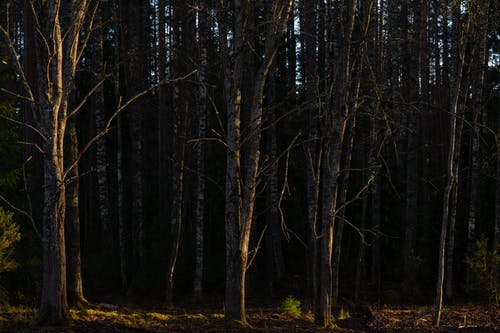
[193,0,208,300]
[114,0,127,291]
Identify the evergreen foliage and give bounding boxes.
[0,207,20,275]
[465,236,500,305]
[280,296,301,317]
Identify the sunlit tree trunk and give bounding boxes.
[28,0,89,324]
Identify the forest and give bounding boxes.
[0,0,499,332]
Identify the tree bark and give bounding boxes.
[114,0,127,291]
[301,0,320,309]
[466,0,490,286]
[33,1,89,324]
[193,0,209,300]
[64,117,86,307]
[433,1,469,325]
[220,0,293,323]
[125,0,147,273]
[404,0,419,293]
[91,5,112,246]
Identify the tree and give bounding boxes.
[64,115,85,307]
[193,0,210,300]
[433,0,471,325]
[1,0,93,323]
[218,0,293,323]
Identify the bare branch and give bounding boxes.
[0,115,48,142]
[67,77,106,119]
[0,26,36,105]
[63,70,198,181]
[0,193,39,236]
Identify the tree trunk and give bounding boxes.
[495,88,500,305]
[466,0,490,286]
[301,0,320,309]
[220,0,293,323]
[316,1,355,326]
[40,144,68,323]
[445,164,459,299]
[34,1,89,324]
[64,117,85,307]
[125,1,147,273]
[404,0,419,293]
[193,0,209,300]
[354,186,368,301]
[433,1,469,325]
[91,6,112,245]
[114,0,127,291]
[265,64,285,294]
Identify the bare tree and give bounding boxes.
[0,0,93,324]
[433,0,471,325]
[316,0,356,326]
[218,0,293,323]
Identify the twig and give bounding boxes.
[0,194,39,236]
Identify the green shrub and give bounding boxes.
[0,207,21,307]
[280,296,301,317]
[465,236,500,306]
[0,207,20,275]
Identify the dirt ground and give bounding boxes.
[0,303,497,332]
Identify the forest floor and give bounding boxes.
[0,302,497,332]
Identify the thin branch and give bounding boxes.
[335,173,375,215]
[0,115,47,142]
[0,26,36,105]
[246,225,267,271]
[63,70,198,181]
[0,194,39,236]
[21,157,38,236]
[0,88,35,103]
[67,77,106,119]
